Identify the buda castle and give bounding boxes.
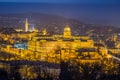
[28,25,94,54]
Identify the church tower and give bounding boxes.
[63,25,71,38]
[25,18,29,32]
[113,34,117,42]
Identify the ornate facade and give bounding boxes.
[28,25,94,54]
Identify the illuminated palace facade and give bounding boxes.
[28,25,94,54]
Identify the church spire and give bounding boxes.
[25,18,29,32]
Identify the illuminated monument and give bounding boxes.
[28,25,94,54]
[63,25,71,38]
[42,29,47,35]
[25,18,29,32]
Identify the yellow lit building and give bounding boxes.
[28,25,94,54]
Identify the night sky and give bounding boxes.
[0,0,119,4]
[0,0,120,27]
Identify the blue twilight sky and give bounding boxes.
[0,0,120,4]
[0,0,120,27]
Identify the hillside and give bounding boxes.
[0,13,119,35]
